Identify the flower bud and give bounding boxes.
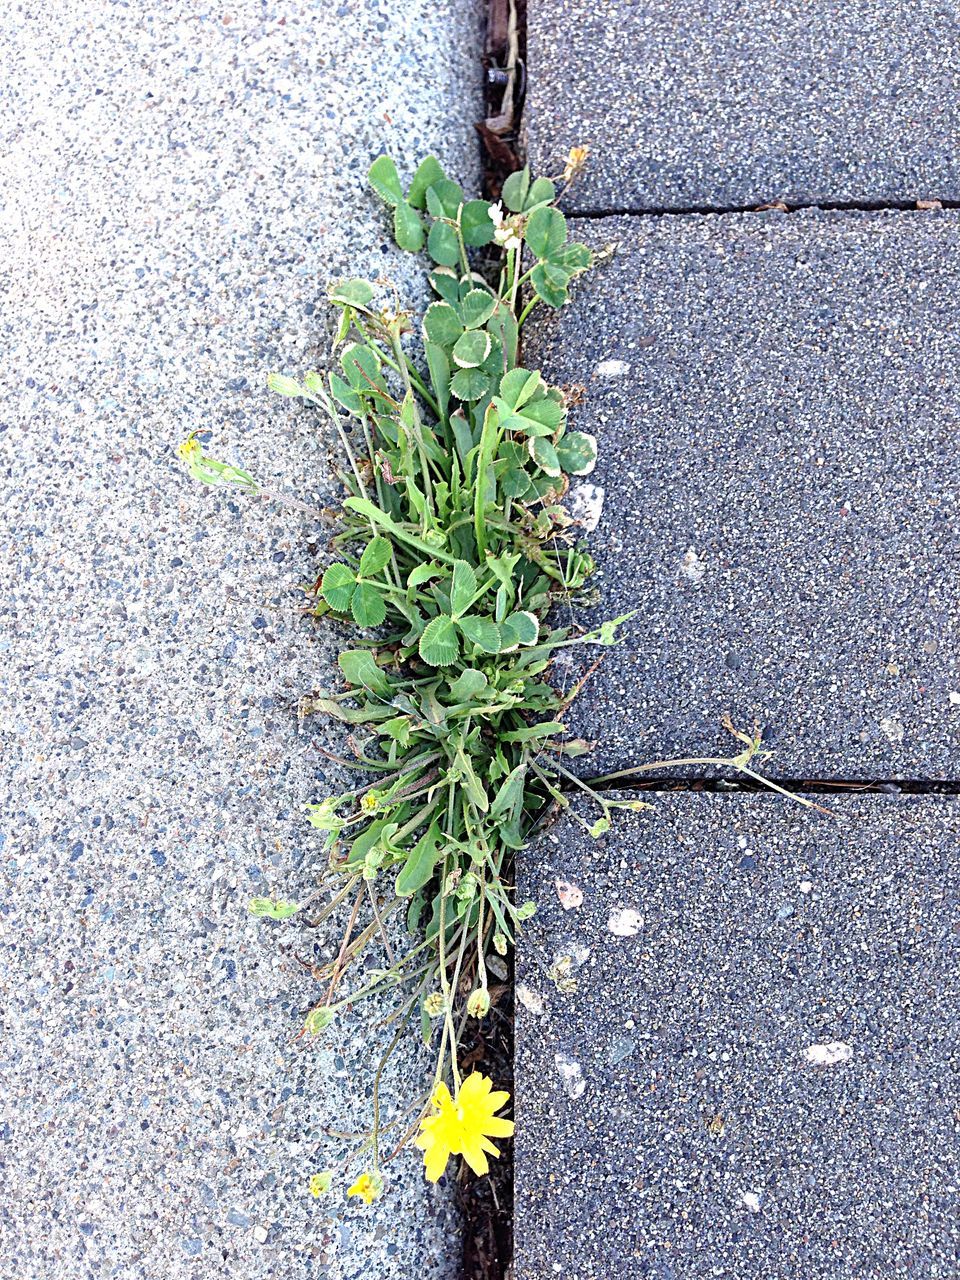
[493,932,508,956]
[424,992,445,1018]
[467,988,490,1019]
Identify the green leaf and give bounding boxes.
[341,342,384,393]
[553,241,592,271]
[408,156,446,209]
[498,367,542,411]
[338,649,390,695]
[351,582,386,628]
[381,715,413,747]
[449,560,478,617]
[394,199,426,252]
[321,563,356,611]
[329,372,363,416]
[423,301,463,348]
[427,220,461,266]
[461,199,495,246]
[358,536,392,577]
[248,897,300,920]
[502,610,539,645]
[267,373,302,397]
[452,329,492,369]
[501,467,533,499]
[425,341,450,420]
[457,614,502,653]
[328,278,374,307]
[429,267,461,305]
[450,367,489,401]
[529,436,562,476]
[419,614,460,666]
[368,154,403,206]
[556,430,598,476]
[526,206,567,259]
[501,166,530,212]
[448,668,488,701]
[487,305,518,368]
[532,261,571,308]
[395,821,443,896]
[424,178,464,218]
[461,289,497,329]
[525,176,557,208]
[490,764,527,820]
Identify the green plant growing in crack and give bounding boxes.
[178,145,824,1202]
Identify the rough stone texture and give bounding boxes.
[0,3,481,1277]
[515,793,960,1279]
[527,211,960,780]
[527,0,960,212]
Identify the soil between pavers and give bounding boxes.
[527,0,960,211]
[515,792,960,1280]
[524,210,960,782]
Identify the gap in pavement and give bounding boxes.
[570,197,960,219]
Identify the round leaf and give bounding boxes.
[452,329,492,369]
[501,167,530,213]
[423,301,463,348]
[351,582,386,628]
[461,289,498,329]
[450,367,490,402]
[556,430,598,476]
[501,467,533,499]
[461,199,496,246]
[503,610,539,645]
[358,536,392,577]
[408,156,446,210]
[528,436,562,477]
[531,260,571,309]
[457,615,502,654]
[427,220,460,266]
[328,278,374,307]
[368,154,402,206]
[321,563,356,612]
[526,206,568,260]
[419,614,460,666]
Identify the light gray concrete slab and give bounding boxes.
[0,3,481,1277]
[528,0,960,212]
[525,211,960,781]
[516,793,960,1279]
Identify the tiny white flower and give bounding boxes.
[487,202,505,227]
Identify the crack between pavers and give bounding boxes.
[567,197,960,219]
[567,775,960,796]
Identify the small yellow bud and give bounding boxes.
[424,992,445,1018]
[467,988,491,1019]
[309,1170,333,1197]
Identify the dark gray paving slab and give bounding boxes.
[515,793,960,1279]
[528,211,960,780]
[528,0,960,212]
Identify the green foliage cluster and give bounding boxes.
[181,151,639,1185]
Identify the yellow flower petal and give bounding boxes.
[347,1171,383,1205]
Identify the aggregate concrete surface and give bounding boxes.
[526,211,960,781]
[515,793,960,1279]
[0,3,481,1277]
[527,0,960,212]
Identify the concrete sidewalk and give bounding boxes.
[0,3,480,1277]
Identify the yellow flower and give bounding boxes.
[415,1073,515,1183]
[309,1170,333,1197]
[347,1171,383,1205]
[177,434,202,462]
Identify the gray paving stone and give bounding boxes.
[527,0,960,212]
[515,793,960,1279]
[0,2,481,1277]
[526,211,960,780]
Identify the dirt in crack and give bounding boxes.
[457,960,514,1280]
